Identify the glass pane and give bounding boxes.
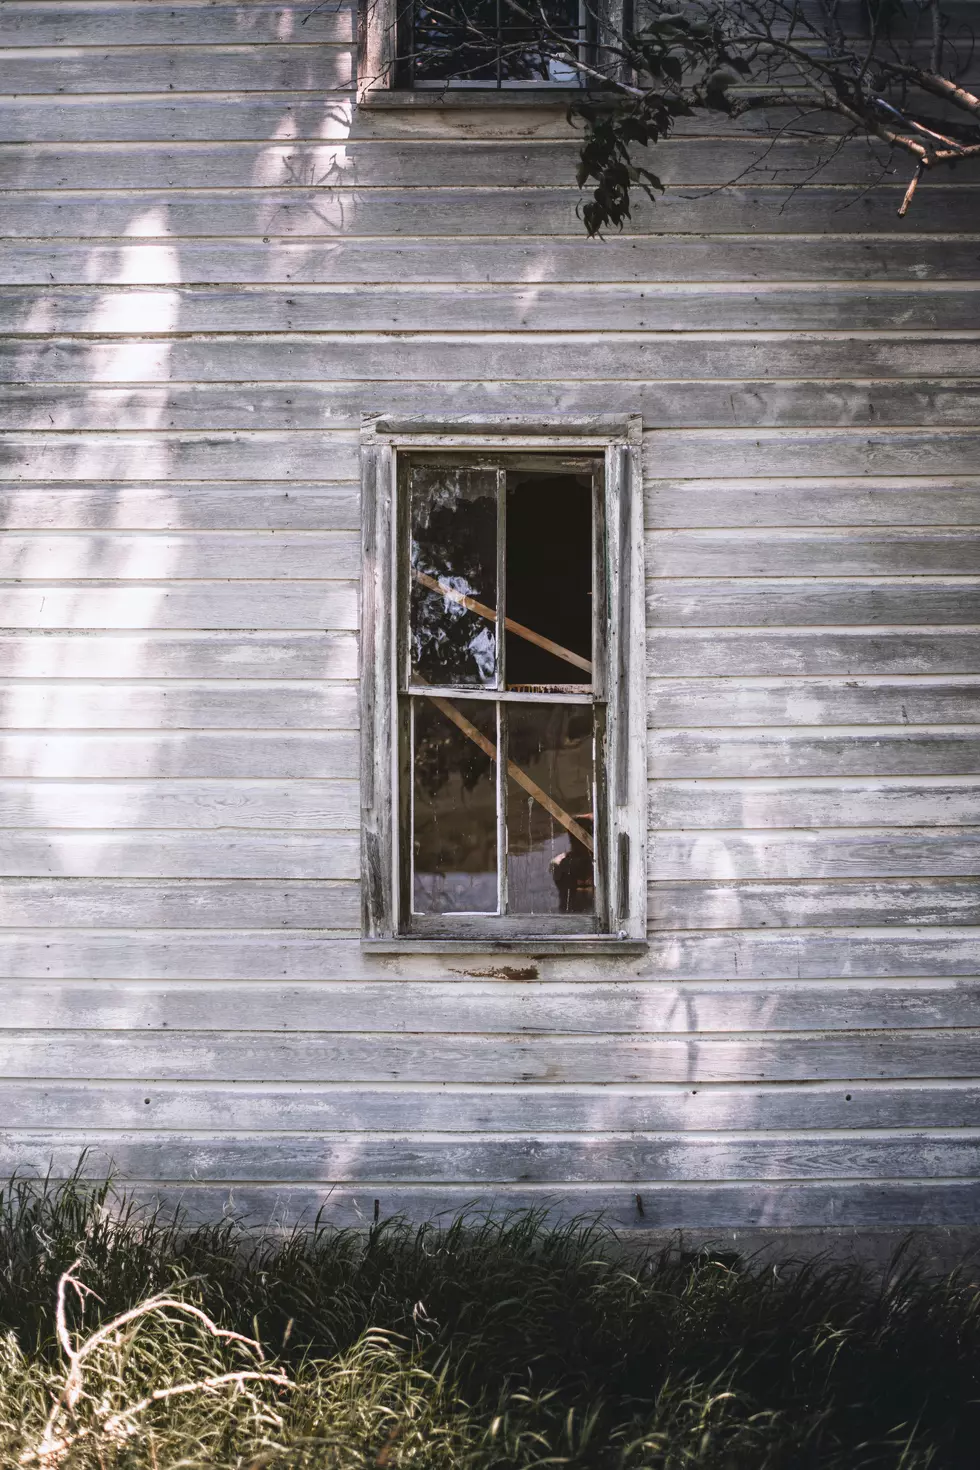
[505,470,593,688]
[506,704,594,916]
[413,695,498,914]
[412,0,586,84]
[410,464,498,687]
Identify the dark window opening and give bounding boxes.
[402,455,602,929]
[399,0,591,88]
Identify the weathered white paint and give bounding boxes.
[0,0,977,1235]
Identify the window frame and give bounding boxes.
[360,418,646,950]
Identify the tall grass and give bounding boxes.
[0,1170,978,1468]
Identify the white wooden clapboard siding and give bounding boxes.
[1,0,977,1235]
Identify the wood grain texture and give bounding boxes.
[6,235,980,284]
[5,978,980,1033]
[0,47,353,94]
[647,630,980,678]
[0,927,974,976]
[0,831,359,880]
[648,729,980,778]
[0,482,359,527]
[3,1029,979,1084]
[0,4,353,46]
[647,529,980,578]
[0,633,360,680]
[647,679,980,727]
[2,1131,978,1184]
[648,879,980,930]
[649,831,980,882]
[0,731,358,778]
[646,580,980,628]
[0,585,360,631]
[650,779,980,827]
[648,477,980,526]
[5,1080,979,1133]
[0,684,359,730]
[0,433,358,482]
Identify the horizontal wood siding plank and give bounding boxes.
[0,832,358,880]
[0,433,358,482]
[3,385,980,436]
[4,979,980,1033]
[649,477,980,526]
[649,529,980,578]
[0,731,358,778]
[0,532,359,580]
[648,679,980,727]
[0,4,352,46]
[649,729,980,778]
[3,1030,979,1083]
[6,1080,979,1133]
[5,236,980,284]
[4,284,980,334]
[8,140,980,191]
[118,1181,980,1229]
[649,831,980,881]
[2,187,978,236]
[651,780,980,828]
[0,633,359,679]
[0,483,360,529]
[649,879,980,929]
[647,580,980,628]
[648,430,980,478]
[0,779,358,827]
[647,630,980,678]
[1,1131,977,1183]
[0,585,359,630]
[0,684,358,730]
[0,927,974,976]
[0,47,352,93]
[9,336,980,383]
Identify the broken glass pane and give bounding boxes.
[505,470,593,688]
[413,695,498,914]
[505,703,594,915]
[410,464,498,687]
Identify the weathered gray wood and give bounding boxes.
[649,729,980,779]
[6,978,980,1034]
[116,1181,980,1230]
[651,779,980,828]
[0,531,359,581]
[0,585,359,631]
[0,482,360,528]
[9,336,980,384]
[0,731,358,779]
[0,927,974,978]
[647,629,980,678]
[649,477,980,526]
[2,1131,977,1184]
[648,679,980,727]
[649,879,980,930]
[0,779,358,828]
[648,530,980,578]
[6,1080,979,1134]
[359,439,395,939]
[0,832,358,880]
[9,139,978,191]
[647,430,980,479]
[0,47,353,94]
[0,685,359,731]
[3,1029,979,1083]
[650,831,980,882]
[0,433,358,482]
[4,385,980,436]
[646,580,980,628]
[0,633,359,680]
[3,186,979,236]
[5,235,980,285]
[5,284,979,334]
[0,4,352,46]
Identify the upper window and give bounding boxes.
[399,0,591,88]
[360,424,646,945]
[358,0,628,97]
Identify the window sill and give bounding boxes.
[357,88,595,108]
[362,938,648,955]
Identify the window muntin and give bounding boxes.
[399,453,605,935]
[398,0,592,88]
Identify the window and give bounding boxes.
[358,0,631,98]
[360,422,646,946]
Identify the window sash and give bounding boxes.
[359,423,645,945]
[397,0,594,90]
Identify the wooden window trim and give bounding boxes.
[360,416,646,950]
[357,0,632,101]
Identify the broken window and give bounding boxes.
[398,0,592,88]
[360,428,646,944]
